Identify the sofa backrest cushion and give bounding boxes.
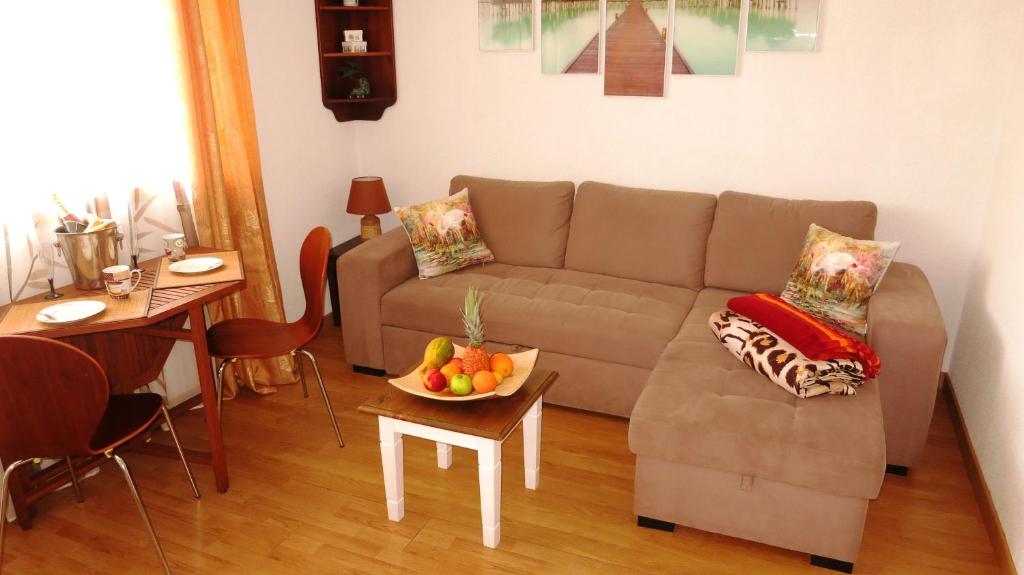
[705,191,878,294]
[564,181,717,289]
[449,175,575,269]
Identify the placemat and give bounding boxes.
[0,289,153,335]
[154,251,243,290]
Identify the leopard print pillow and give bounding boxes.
[709,310,867,398]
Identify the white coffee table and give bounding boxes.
[359,368,557,548]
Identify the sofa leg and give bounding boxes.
[353,365,387,377]
[885,464,909,476]
[637,516,675,532]
[810,555,854,573]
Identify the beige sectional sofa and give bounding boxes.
[339,176,947,571]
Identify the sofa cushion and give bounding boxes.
[564,182,717,289]
[780,224,900,336]
[394,190,495,279]
[705,191,878,294]
[449,175,575,269]
[381,263,697,370]
[629,288,887,500]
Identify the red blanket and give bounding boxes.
[727,293,881,379]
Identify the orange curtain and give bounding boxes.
[174,0,296,396]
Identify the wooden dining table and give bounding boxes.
[0,248,244,529]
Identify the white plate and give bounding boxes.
[36,300,107,325]
[388,344,539,401]
[169,257,224,275]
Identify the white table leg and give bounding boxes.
[477,440,502,548]
[436,442,452,469]
[523,396,542,490]
[378,417,405,521]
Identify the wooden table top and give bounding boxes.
[0,247,246,338]
[358,368,558,441]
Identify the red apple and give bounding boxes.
[422,368,447,392]
[449,357,464,371]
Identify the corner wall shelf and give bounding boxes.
[314,0,397,122]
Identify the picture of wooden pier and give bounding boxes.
[672,0,740,75]
[604,0,680,96]
[542,0,601,74]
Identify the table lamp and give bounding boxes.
[347,176,392,241]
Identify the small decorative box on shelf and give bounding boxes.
[314,0,397,122]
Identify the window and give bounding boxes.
[0,1,192,302]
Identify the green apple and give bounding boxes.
[450,374,473,396]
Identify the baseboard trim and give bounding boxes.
[943,373,1019,575]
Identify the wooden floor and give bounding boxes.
[2,322,1005,574]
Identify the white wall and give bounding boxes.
[239,0,362,320]
[352,0,1021,360]
[949,15,1024,569]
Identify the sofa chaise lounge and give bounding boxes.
[339,176,947,571]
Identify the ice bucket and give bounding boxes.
[54,225,123,290]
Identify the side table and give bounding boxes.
[327,235,363,327]
[358,368,558,548]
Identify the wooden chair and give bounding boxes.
[207,227,344,447]
[0,335,199,575]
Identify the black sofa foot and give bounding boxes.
[353,365,387,377]
[885,464,909,476]
[637,516,675,532]
[810,555,854,573]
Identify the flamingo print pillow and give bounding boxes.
[780,224,900,336]
[395,189,495,279]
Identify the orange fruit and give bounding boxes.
[440,363,461,383]
[472,371,498,394]
[490,353,513,377]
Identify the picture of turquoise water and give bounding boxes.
[674,0,740,75]
[479,0,534,51]
[746,0,820,51]
[541,0,600,73]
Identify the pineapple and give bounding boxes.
[461,287,490,377]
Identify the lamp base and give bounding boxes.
[360,214,382,241]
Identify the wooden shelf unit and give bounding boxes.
[314,0,397,122]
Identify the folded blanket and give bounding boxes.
[727,293,881,379]
[709,310,867,398]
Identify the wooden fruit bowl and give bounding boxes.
[388,344,539,401]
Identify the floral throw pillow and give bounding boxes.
[395,189,495,279]
[780,224,900,336]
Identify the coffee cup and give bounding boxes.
[163,233,187,262]
[103,265,142,300]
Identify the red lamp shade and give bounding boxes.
[346,176,391,216]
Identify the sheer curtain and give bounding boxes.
[1,0,294,396]
[0,0,193,304]
[0,0,200,522]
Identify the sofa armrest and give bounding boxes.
[867,262,947,468]
[339,228,417,369]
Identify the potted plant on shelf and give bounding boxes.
[338,61,372,99]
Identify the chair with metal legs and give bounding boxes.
[207,226,344,447]
[0,336,199,575]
